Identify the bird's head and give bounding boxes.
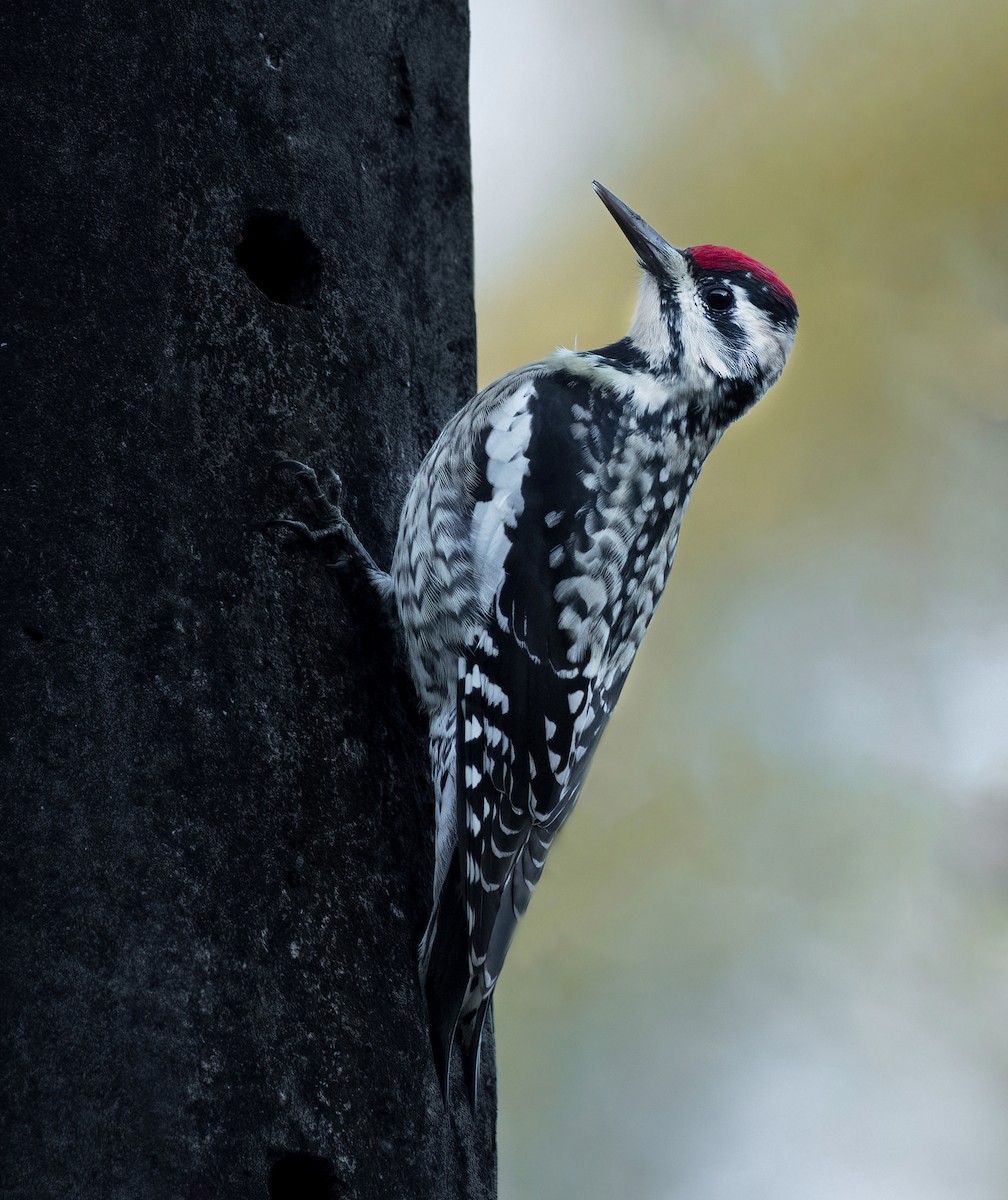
[594,181,798,425]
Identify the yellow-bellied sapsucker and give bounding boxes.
[273,182,798,1108]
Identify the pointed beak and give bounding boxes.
[593,181,686,279]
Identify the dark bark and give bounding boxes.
[0,2,494,1197]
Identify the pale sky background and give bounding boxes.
[469,2,1008,1197]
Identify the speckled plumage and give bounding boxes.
[390,184,799,1104]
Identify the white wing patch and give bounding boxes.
[470,380,536,615]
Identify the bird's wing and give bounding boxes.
[454,369,626,993]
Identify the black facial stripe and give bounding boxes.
[706,307,744,346]
[696,269,798,326]
[661,288,683,370]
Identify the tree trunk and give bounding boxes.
[0,2,493,1196]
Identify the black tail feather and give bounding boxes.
[421,855,471,1106]
[460,997,491,1114]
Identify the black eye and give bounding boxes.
[703,285,734,312]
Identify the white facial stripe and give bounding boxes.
[677,275,733,380]
[731,289,793,384]
[627,273,672,368]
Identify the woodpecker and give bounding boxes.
[273,182,797,1109]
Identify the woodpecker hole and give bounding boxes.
[268,1152,336,1200]
[235,210,322,308]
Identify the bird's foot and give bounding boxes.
[266,459,383,580]
[265,458,408,679]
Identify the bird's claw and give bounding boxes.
[269,460,347,530]
[266,459,383,581]
[261,516,343,545]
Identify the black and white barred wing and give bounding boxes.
[456,620,592,991]
[455,372,621,993]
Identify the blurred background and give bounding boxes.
[469,1,1008,1196]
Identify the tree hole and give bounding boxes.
[235,210,322,308]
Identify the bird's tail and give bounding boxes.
[458,996,491,1113]
[419,854,489,1110]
